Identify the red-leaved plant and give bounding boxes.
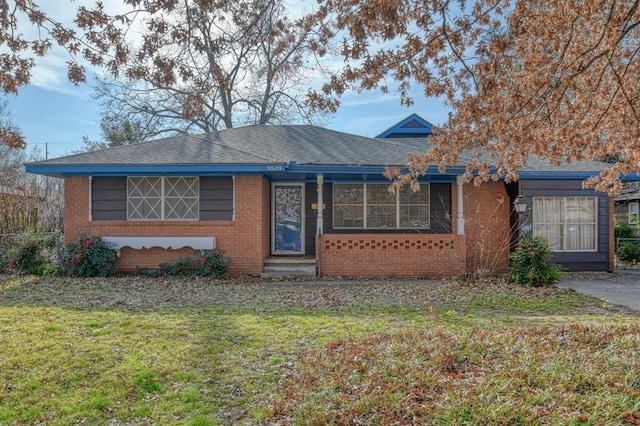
[63,234,118,277]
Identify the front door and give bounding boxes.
[272,183,305,255]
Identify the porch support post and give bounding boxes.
[316,174,324,234]
[456,175,464,235]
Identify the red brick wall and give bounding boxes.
[64,176,511,277]
[64,176,90,242]
[319,234,466,278]
[262,178,271,262]
[463,183,511,274]
[64,175,270,274]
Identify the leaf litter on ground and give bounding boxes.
[0,273,638,425]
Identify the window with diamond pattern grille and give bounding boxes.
[127,177,199,220]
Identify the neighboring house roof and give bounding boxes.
[25,121,611,181]
[615,182,640,201]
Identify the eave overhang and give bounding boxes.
[24,163,292,178]
[24,161,468,181]
[25,161,612,182]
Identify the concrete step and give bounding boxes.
[263,264,316,273]
[260,269,316,278]
[261,257,316,278]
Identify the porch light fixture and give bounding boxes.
[513,195,527,215]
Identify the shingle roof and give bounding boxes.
[29,125,429,167]
[26,124,609,175]
[615,182,640,200]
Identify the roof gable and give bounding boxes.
[376,113,434,138]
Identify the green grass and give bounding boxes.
[0,274,638,425]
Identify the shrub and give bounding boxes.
[13,237,46,275]
[615,222,636,240]
[618,240,640,263]
[160,249,230,278]
[159,257,198,277]
[63,234,118,277]
[508,237,564,287]
[8,233,59,276]
[614,222,640,263]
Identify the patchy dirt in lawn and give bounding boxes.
[0,274,635,317]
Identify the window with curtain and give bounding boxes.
[532,197,597,251]
[628,202,639,225]
[127,177,199,220]
[333,183,430,229]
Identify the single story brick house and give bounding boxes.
[26,114,615,277]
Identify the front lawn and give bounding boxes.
[0,275,638,425]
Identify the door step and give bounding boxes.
[261,257,316,278]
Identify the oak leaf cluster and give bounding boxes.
[309,0,640,193]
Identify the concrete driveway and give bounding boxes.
[558,271,640,311]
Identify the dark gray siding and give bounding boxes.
[302,182,453,255]
[92,177,126,220]
[199,177,234,221]
[615,199,636,224]
[519,179,610,271]
[91,176,234,221]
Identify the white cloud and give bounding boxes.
[28,53,96,99]
[30,55,71,92]
[340,92,401,108]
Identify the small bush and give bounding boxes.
[614,222,640,263]
[618,240,640,263]
[615,222,636,239]
[160,257,198,277]
[14,238,45,274]
[509,237,564,287]
[160,249,230,278]
[8,233,59,276]
[63,234,118,277]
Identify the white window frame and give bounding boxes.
[332,183,430,229]
[127,176,199,221]
[532,196,598,252]
[628,201,639,225]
